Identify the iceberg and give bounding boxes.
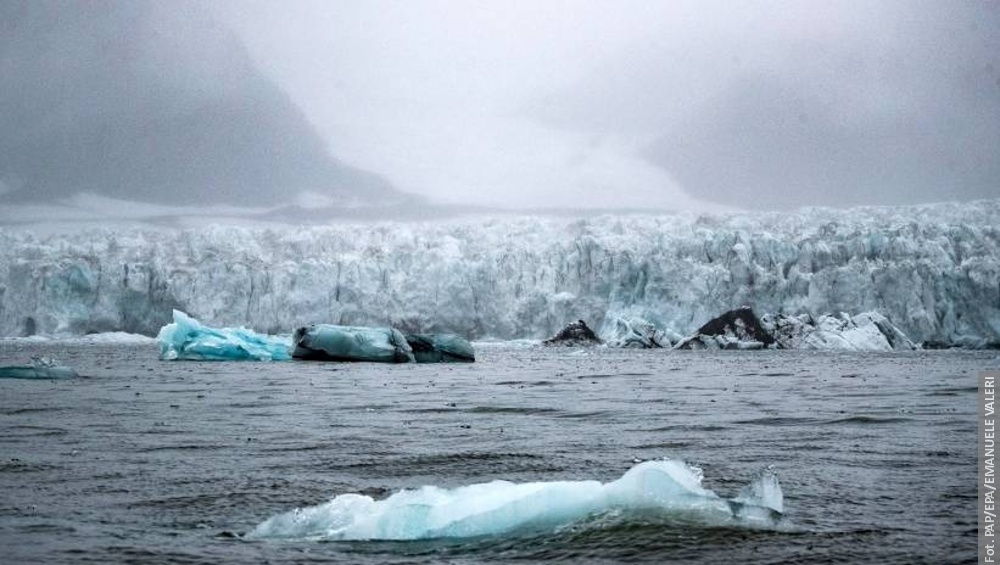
[674,307,917,351]
[603,316,674,348]
[247,459,783,541]
[675,307,775,350]
[292,324,415,363]
[405,334,475,363]
[542,319,604,347]
[156,312,472,363]
[0,357,77,379]
[764,311,917,351]
[1,200,997,345]
[157,310,291,361]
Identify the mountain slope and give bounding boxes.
[0,0,406,206]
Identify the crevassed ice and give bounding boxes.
[1,200,997,343]
[247,459,784,541]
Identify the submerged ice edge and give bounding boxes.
[247,460,784,542]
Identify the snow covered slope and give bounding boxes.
[0,201,997,344]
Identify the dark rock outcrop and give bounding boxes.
[543,320,603,347]
[0,0,406,207]
[675,307,774,350]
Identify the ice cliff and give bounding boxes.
[0,200,997,345]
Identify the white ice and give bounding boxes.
[765,311,916,351]
[247,459,783,541]
[0,332,155,345]
[0,200,997,345]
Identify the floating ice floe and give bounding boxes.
[292,326,476,363]
[673,307,916,351]
[292,324,414,363]
[543,319,604,347]
[602,316,677,348]
[405,333,475,363]
[66,332,157,345]
[674,307,776,350]
[0,357,77,379]
[157,311,476,363]
[157,310,292,361]
[765,311,917,351]
[0,332,156,345]
[248,459,783,541]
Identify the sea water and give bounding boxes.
[0,342,988,564]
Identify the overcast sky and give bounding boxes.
[207,0,998,210]
[5,1,995,211]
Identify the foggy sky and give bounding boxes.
[215,0,999,210]
[3,1,998,211]
[0,0,404,207]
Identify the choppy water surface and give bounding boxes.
[0,343,990,564]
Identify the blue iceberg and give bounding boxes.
[157,310,292,361]
[405,334,475,363]
[156,313,472,363]
[248,459,783,541]
[292,324,415,363]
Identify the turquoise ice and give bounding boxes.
[405,333,475,363]
[157,310,292,361]
[292,324,414,363]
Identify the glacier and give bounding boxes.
[0,200,997,345]
[247,459,783,541]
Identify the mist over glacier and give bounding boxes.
[0,201,997,344]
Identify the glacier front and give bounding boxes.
[0,200,997,345]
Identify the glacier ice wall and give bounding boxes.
[0,200,997,343]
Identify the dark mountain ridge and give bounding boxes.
[0,0,409,206]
